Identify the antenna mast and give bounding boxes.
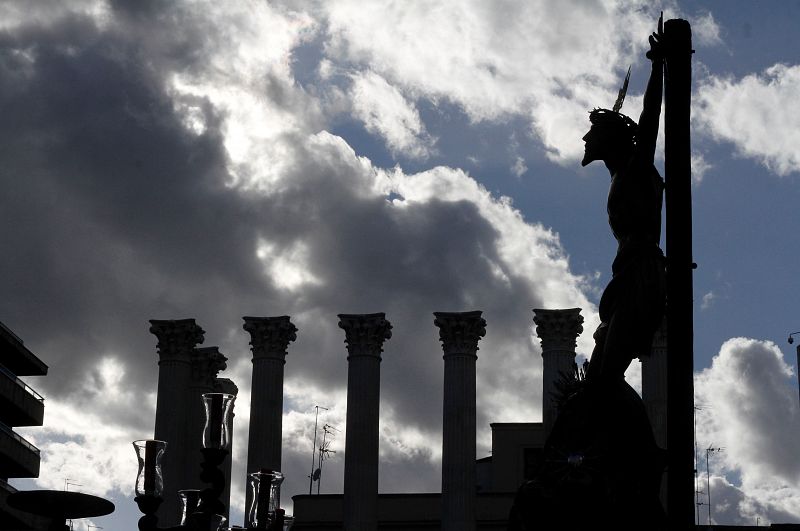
[308,405,329,495]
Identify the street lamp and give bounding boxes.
[133,393,286,530]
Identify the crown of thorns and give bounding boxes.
[588,66,638,139]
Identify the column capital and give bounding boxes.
[214,377,239,396]
[532,308,583,353]
[190,346,228,387]
[242,316,298,361]
[149,318,205,362]
[434,311,486,357]
[338,313,392,359]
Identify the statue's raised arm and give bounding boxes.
[635,12,665,168]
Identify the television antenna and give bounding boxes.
[315,424,339,494]
[308,405,329,495]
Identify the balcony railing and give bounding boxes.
[0,422,40,456]
[0,364,44,402]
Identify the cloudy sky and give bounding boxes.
[4,0,800,528]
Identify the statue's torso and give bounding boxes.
[607,160,664,265]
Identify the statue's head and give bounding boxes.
[582,67,637,167]
[581,109,638,167]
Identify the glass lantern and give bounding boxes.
[247,470,284,529]
[133,439,167,497]
[178,489,202,525]
[202,393,235,450]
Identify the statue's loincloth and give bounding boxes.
[598,242,666,359]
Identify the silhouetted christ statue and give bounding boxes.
[509,16,671,530]
[582,24,666,385]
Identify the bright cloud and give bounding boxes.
[349,70,434,159]
[314,0,717,164]
[16,357,148,498]
[695,338,800,524]
[701,290,716,310]
[696,64,800,176]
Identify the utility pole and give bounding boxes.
[664,17,695,530]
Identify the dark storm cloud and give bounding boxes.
[0,11,278,394]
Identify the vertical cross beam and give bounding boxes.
[664,18,695,529]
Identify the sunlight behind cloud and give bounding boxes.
[257,239,322,291]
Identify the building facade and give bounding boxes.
[0,322,49,530]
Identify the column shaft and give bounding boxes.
[154,358,190,523]
[344,354,381,529]
[248,358,286,470]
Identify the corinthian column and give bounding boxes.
[149,318,205,525]
[434,311,486,531]
[533,308,583,439]
[242,315,297,524]
[339,313,392,531]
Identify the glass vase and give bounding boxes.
[202,393,235,450]
[133,439,167,497]
[178,489,202,525]
[247,470,284,529]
